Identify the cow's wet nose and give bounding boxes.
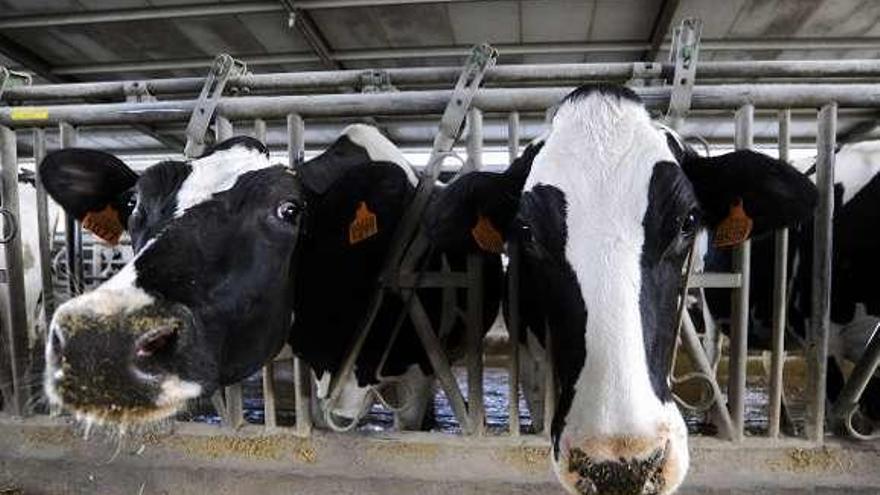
[566,442,669,495]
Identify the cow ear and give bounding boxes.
[424,140,542,253]
[40,148,138,245]
[681,149,817,247]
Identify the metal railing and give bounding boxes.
[0,66,875,446]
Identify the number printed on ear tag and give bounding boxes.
[713,199,753,248]
[82,205,124,245]
[349,201,378,245]
[471,214,504,253]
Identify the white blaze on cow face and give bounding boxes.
[174,144,273,218]
[341,124,419,185]
[527,89,689,494]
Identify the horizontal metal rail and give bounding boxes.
[6,60,880,101]
[2,84,879,127]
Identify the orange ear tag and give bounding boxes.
[713,199,753,248]
[348,201,378,245]
[82,205,124,245]
[471,214,504,254]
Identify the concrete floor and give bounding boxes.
[2,415,880,495]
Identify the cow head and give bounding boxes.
[518,84,816,494]
[40,137,313,425]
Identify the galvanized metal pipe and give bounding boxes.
[463,107,483,174]
[507,241,521,437]
[287,114,305,167]
[466,254,485,435]
[768,109,791,440]
[728,103,754,442]
[507,111,520,164]
[4,85,880,127]
[807,103,837,443]
[32,129,54,329]
[0,125,29,416]
[9,61,880,102]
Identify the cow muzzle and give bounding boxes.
[557,434,687,495]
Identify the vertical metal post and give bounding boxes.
[256,114,277,430]
[466,254,485,434]
[807,102,836,443]
[0,125,29,416]
[32,129,55,329]
[286,111,311,436]
[253,119,267,143]
[287,114,305,168]
[507,241,521,436]
[507,112,521,436]
[215,115,233,141]
[729,103,753,442]
[464,107,483,174]
[59,122,82,297]
[768,109,791,439]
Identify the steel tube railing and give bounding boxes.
[32,129,55,330]
[728,103,754,442]
[0,125,29,415]
[767,108,791,440]
[506,111,520,437]
[806,103,837,443]
[3,85,880,127]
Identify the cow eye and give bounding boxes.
[275,201,302,222]
[679,211,698,238]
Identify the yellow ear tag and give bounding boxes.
[82,204,124,246]
[471,214,504,254]
[348,201,378,245]
[713,199,753,248]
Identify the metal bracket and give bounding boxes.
[830,322,880,440]
[183,54,248,158]
[629,61,663,87]
[357,69,396,93]
[665,18,702,130]
[123,81,156,103]
[0,66,31,101]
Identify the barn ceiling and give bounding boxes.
[1,0,879,155]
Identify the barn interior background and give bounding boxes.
[2,1,880,494]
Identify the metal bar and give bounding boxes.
[5,85,880,127]
[507,241,521,436]
[465,254,485,435]
[407,292,474,434]
[287,114,305,167]
[728,103,754,442]
[768,108,791,439]
[215,115,233,141]
[262,360,277,429]
[681,311,735,440]
[689,272,743,289]
[293,357,312,437]
[10,61,880,102]
[507,111,520,164]
[830,324,880,434]
[462,107,483,174]
[32,128,54,329]
[253,119,267,143]
[0,125,28,416]
[224,383,244,429]
[807,102,837,443]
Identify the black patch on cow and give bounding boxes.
[39,148,138,220]
[128,160,191,250]
[134,166,303,386]
[562,83,642,107]
[299,135,379,195]
[200,136,269,158]
[640,161,700,402]
[515,184,587,459]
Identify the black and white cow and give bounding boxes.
[39,124,522,427]
[508,85,816,494]
[704,139,880,424]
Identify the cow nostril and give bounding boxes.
[135,325,179,358]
